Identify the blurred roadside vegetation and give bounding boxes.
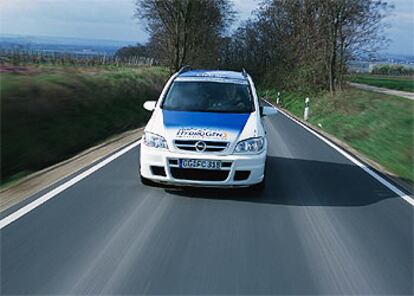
[1,65,168,185]
[260,88,414,183]
[0,49,155,67]
[347,74,414,92]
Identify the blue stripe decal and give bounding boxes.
[163,110,250,132]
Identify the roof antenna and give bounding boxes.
[178,65,192,74]
[241,68,248,78]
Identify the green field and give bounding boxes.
[1,65,168,184]
[261,88,414,183]
[348,74,414,92]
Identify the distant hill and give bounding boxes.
[0,34,136,55]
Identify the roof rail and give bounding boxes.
[241,68,248,78]
[178,65,192,74]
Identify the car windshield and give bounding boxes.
[162,81,254,113]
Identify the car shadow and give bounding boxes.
[165,156,400,207]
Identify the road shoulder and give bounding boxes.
[0,128,144,213]
[264,99,413,195]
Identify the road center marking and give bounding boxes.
[0,140,142,229]
[263,98,414,207]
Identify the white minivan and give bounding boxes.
[140,68,277,189]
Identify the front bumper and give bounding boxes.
[140,145,266,187]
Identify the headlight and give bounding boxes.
[234,137,265,154]
[144,132,168,149]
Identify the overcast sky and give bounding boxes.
[0,0,412,55]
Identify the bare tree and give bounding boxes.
[318,0,390,93]
[223,0,391,93]
[136,0,235,72]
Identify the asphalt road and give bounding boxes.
[1,111,413,295]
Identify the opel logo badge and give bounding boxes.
[195,141,207,152]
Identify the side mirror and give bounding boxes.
[260,106,278,117]
[143,101,156,111]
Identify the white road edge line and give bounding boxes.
[1,99,412,229]
[0,140,142,230]
[263,98,414,207]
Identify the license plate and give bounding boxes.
[179,159,222,170]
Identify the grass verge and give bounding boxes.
[347,74,414,92]
[260,88,414,183]
[1,65,168,184]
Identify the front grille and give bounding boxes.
[174,140,229,152]
[170,168,229,181]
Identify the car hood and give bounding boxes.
[161,110,251,142]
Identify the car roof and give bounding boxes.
[175,70,248,85]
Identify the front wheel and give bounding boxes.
[139,161,157,187]
[249,177,265,192]
[140,174,154,186]
[248,165,267,192]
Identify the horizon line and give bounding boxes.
[1,33,412,57]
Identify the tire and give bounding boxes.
[248,164,267,192]
[249,177,265,192]
[139,162,157,187]
[140,174,154,186]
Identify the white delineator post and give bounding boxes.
[276,92,280,104]
[304,97,310,121]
